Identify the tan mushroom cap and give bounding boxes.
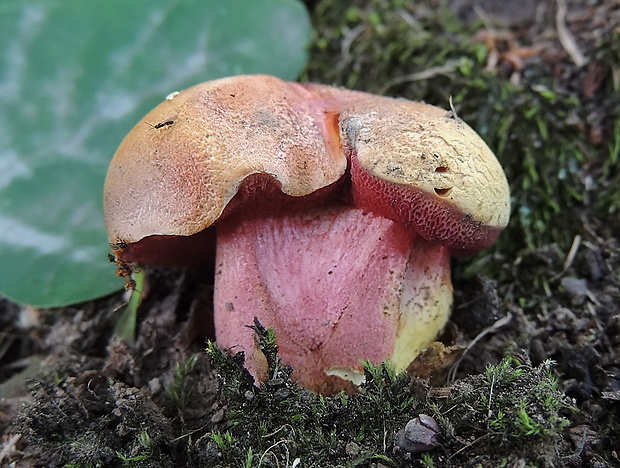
[299,83,511,250]
[338,97,510,230]
[104,75,344,245]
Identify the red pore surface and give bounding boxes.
[214,206,432,394]
[349,153,504,255]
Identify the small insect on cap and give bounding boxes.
[104,75,346,265]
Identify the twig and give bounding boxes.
[379,61,460,94]
[0,433,22,463]
[556,0,587,67]
[550,234,581,281]
[448,433,492,460]
[172,422,211,442]
[563,234,582,271]
[448,314,513,383]
[560,426,590,462]
[448,95,461,123]
[262,424,295,440]
[258,439,292,468]
[340,24,364,65]
[487,374,496,421]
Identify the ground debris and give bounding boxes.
[15,371,178,467]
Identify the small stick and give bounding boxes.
[556,0,587,67]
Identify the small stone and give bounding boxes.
[345,441,360,457]
[273,387,292,401]
[267,378,285,387]
[148,377,162,395]
[211,407,225,424]
[561,276,588,298]
[394,414,441,457]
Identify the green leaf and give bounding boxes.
[0,0,311,307]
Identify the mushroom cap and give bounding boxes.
[339,95,510,253]
[342,99,510,227]
[104,75,344,246]
[104,75,510,261]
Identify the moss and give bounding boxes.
[164,353,200,411]
[205,323,423,466]
[445,357,571,449]
[205,325,574,467]
[304,0,481,96]
[591,30,620,227]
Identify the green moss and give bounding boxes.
[114,429,161,467]
[592,30,620,225]
[205,325,573,467]
[443,357,571,462]
[305,0,482,96]
[164,354,199,411]
[205,323,423,466]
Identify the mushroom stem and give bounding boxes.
[214,206,452,394]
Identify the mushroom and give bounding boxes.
[104,74,510,394]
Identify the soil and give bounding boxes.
[1,0,619,467]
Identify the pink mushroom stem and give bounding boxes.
[214,207,451,393]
